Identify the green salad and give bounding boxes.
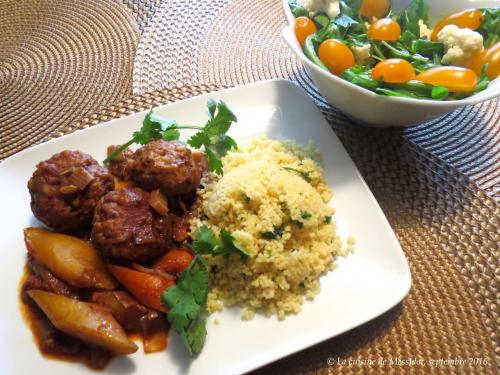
[289,0,499,100]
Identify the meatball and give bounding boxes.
[106,145,134,180]
[129,140,201,197]
[28,150,113,233]
[92,188,171,263]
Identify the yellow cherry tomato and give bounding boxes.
[318,39,355,75]
[368,18,401,41]
[430,9,483,41]
[468,42,500,80]
[294,16,317,47]
[372,59,416,83]
[359,0,390,19]
[416,67,478,92]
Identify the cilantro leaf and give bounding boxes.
[283,167,312,183]
[103,100,238,174]
[161,255,209,356]
[190,225,249,260]
[187,100,238,175]
[219,229,249,260]
[161,125,181,141]
[191,224,218,254]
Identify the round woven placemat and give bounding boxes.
[133,0,500,201]
[68,85,499,374]
[0,0,139,159]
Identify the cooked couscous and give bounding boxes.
[192,136,350,320]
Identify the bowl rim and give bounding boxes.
[280,1,500,107]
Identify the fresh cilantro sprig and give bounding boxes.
[103,99,238,175]
[161,225,249,356]
[190,224,249,261]
[161,255,209,355]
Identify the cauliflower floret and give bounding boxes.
[419,19,431,39]
[351,44,371,64]
[300,0,340,19]
[437,24,484,66]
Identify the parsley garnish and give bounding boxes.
[300,211,312,220]
[261,224,285,240]
[283,167,312,183]
[103,99,238,175]
[161,256,208,355]
[190,224,249,260]
[324,216,332,224]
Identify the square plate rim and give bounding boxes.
[0,79,412,374]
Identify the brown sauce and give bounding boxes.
[19,265,168,370]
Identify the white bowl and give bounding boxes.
[281,0,500,127]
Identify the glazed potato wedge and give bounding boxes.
[24,228,117,290]
[28,290,138,355]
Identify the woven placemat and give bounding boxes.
[121,0,164,32]
[133,0,500,201]
[68,85,499,374]
[0,0,139,159]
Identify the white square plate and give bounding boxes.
[0,79,411,375]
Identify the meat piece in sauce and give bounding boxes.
[91,188,172,263]
[129,140,202,197]
[22,257,80,304]
[106,145,134,180]
[27,150,113,233]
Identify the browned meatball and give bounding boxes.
[91,188,171,263]
[129,140,201,197]
[28,150,113,233]
[106,145,134,180]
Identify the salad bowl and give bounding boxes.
[282,0,500,127]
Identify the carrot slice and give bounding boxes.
[108,265,174,312]
[153,248,194,275]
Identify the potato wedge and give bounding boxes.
[24,228,117,290]
[28,290,138,355]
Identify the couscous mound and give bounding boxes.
[192,136,347,320]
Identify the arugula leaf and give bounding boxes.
[475,65,490,93]
[288,0,308,18]
[411,39,444,57]
[399,30,418,50]
[431,86,449,100]
[397,0,429,37]
[341,67,380,90]
[162,256,209,356]
[339,0,363,19]
[191,224,249,260]
[304,34,330,71]
[313,14,330,28]
[478,8,500,48]
[283,167,312,183]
